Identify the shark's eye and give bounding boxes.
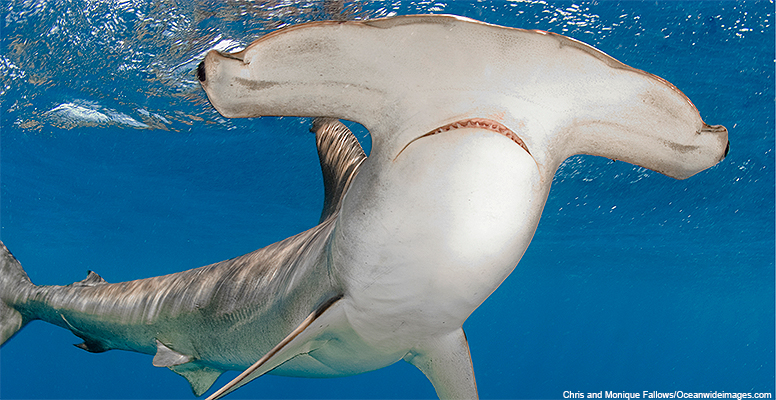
[197,61,207,82]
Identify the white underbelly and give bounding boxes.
[331,128,547,351]
[267,297,409,377]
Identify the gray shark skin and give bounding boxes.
[1,15,728,400]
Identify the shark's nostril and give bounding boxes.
[197,61,206,82]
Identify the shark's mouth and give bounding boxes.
[395,118,530,160]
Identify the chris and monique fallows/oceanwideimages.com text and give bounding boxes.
[563,391,773,399]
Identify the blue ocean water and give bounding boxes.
[0,1,773,399]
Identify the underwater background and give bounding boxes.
[0,1,773,399]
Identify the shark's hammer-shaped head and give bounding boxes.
[198,15,728,183]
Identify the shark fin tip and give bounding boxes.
[168,362,224,397]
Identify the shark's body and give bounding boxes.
[0,15,728,400]
[0,119,365,396]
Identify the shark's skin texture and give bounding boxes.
[1,15,728,400]
[0,119,366,397]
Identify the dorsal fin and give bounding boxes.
[72,270,107,287]
[312,118,367,223]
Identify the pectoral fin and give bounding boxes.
[404,328,478,399]
[205,294,344,400]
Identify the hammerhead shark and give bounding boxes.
[0,15,727,399]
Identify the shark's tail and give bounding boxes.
[0,241,34,345]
